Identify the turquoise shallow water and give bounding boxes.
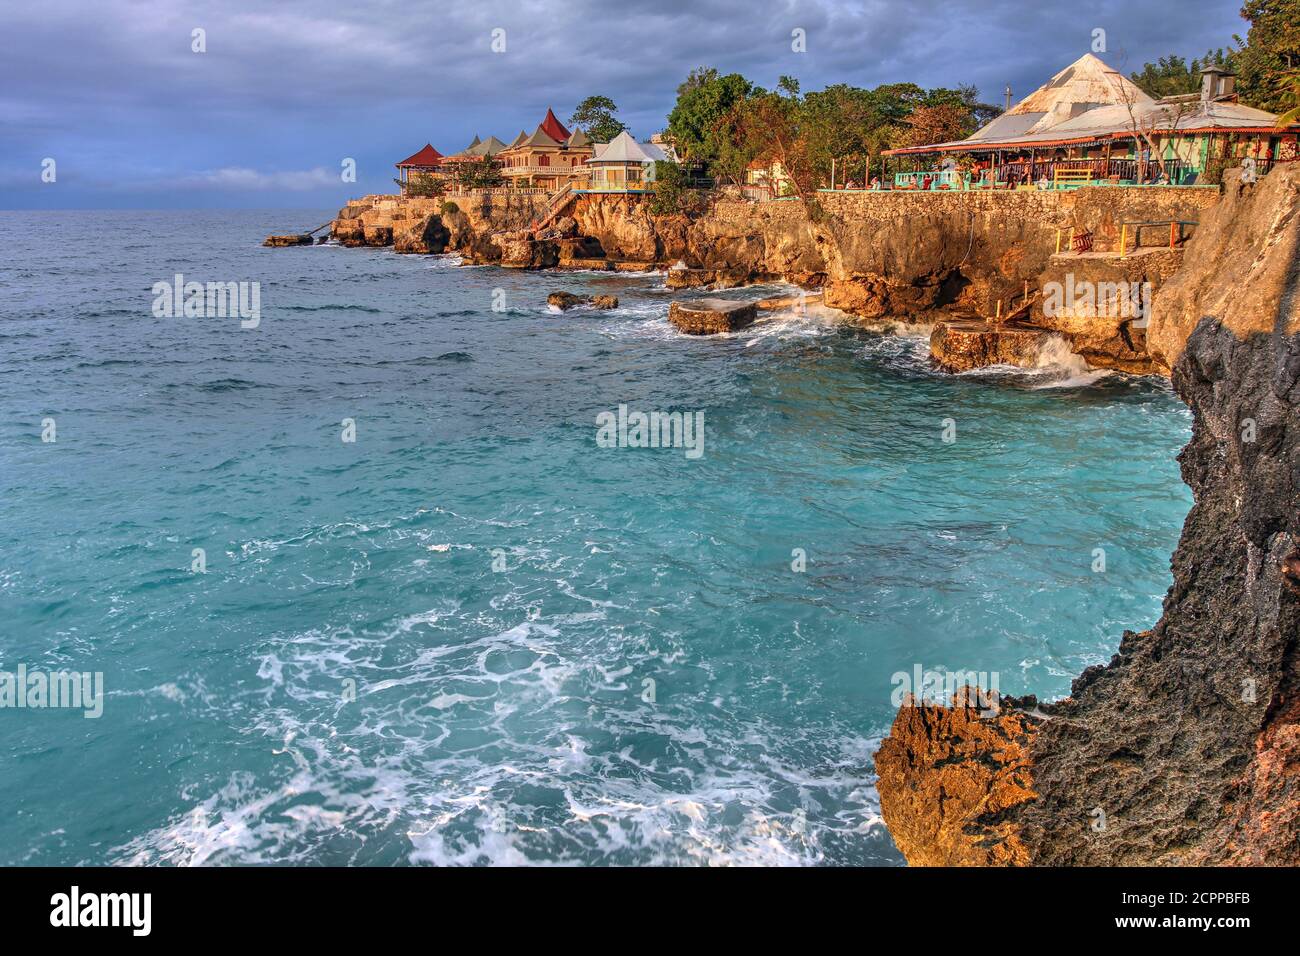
[0,210,1191,865]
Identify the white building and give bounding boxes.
[584,131,669,192]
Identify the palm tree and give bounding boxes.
[1276,70,1300,126]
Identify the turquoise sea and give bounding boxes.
[0,210,1191,865]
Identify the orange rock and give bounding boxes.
[874,695,1038,866]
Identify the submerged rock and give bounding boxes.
[929,319,1050,372]
[665,267,756,290]
[667,298,758,335]
[755,292,822,312]
[547,292,620,311]
[547,291,586,310]
[263,234,312,247]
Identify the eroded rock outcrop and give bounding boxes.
[263,234,313,247]
[667,298,757,335]
[547,292,618,311]
[1034,248,1186,374]
[874,697,1039,866]
[875,165,1300,866]
[331,193,547,260]
[930,319,1051,372]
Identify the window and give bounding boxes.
[539,154,550,167]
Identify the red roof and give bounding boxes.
[540,109,571,143]
[396,144,443,168]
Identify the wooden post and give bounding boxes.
[1119,224,1128,260]
[1169,220,1176,249]
[1056,228,1062,254]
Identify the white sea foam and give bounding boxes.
[1027,334,1112,388]
[110,594,888,867]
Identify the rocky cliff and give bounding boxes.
[332,193,547,260]
[875,165,1300,866]
[332,188,1217,374]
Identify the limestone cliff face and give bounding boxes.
[874,165,1300,866]
[331,193,547,261]
[573,190,1217,337]
[1149,165,1300,371]
[332,188,1219,371]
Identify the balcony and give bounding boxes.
[501,165,585,178]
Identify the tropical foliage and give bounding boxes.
[569,95,627,143]
[1130,50,1239,98]
[1234,0,1300,113]
[664,66,995,195]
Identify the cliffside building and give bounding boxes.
[498,109,596,191]
[582,131,668,192]
[883,53,1298,188]
[394,144,444,194]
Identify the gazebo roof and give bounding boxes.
[589,131,667,164]
[396,144,444,168]
[885,53,1158,155]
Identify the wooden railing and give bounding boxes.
[1117,219,1199,259]
[992,158,1193,186]
[530,183,578,232]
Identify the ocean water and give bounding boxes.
[0,209,1192,866]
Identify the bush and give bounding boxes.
[648,161,712,216]
[395,175,446,198]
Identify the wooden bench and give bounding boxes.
[1052,166,1095,190]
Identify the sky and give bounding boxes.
[0,0,1249,209]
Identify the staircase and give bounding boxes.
[530,183,578,234]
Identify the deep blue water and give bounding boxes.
[0,209,1191,865]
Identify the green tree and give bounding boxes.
[736,78,809,197]
[569,95,627,143]
[1235,0,1300,111]
[665,67,757,172]
[1130,50,1239,98]
[921,85,1000,130]
[452,158,504,189]
[393,174,446,198]
[1276,68,1300,124]
[648,161,710,216]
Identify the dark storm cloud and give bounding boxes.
[0,0,1246,207]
